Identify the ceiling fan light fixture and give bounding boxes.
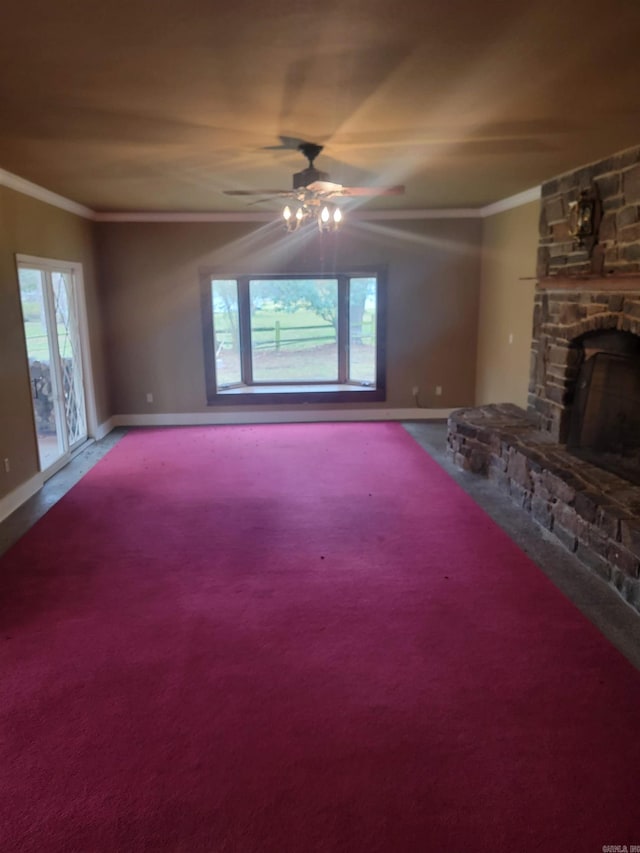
[283,204,307,231]
[280,197,344,233]
[317,203,343,233]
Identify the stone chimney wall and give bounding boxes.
[538,145,640,279]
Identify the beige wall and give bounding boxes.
[475,201,539,408]
[0,186,109,501]
[97,217,482,415]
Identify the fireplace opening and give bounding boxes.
[567,331,640,484]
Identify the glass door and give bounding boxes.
[50,270,87,449]
[18,263,88,473]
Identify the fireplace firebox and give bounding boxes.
[567,331,640,484]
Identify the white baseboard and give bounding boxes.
[0,472,44,525]
[111,408,453,428]
[94,417,115,440]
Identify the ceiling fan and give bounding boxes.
[223,142,404,230]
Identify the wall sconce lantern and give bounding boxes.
[568,187,600,250]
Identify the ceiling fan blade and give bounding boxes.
[262,135,307,151]
[337,185,405,197]
[306,180,344,194]
[246,195,295,206]
[223,189,292,196]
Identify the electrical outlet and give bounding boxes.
[3,458,9,473]
[146,392,153,403]
[412,385,419,397]
[435,385,442,396]
[508,333,514,344]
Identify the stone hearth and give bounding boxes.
[448,404,640,611]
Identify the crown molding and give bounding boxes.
[355,208,481,220]
[479,185,541,218]
[93,211,275,222]
[0,168,94,219]
[93,208,484,222]
[0,165,541,222]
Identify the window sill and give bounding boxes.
[208,383,385,405]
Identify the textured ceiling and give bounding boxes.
[1,0,640,213]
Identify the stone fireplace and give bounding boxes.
[448,145,640,612]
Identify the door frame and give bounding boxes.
[16,254,98,477]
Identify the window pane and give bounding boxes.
[249,279,338,382]
[212,280,242,387]
[349,277,377,385]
